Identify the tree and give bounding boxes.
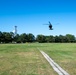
[27,33,35,42]
[49,35,55,43]
[0,31,3,43]
[59,35,65,43]
[14,34,20,43]
[2,32,12,43]
[65,34,75,42]
[19,33,27,43]
[9,32,14,42]
[45,35,55,43]
[10,32,14,39]
[36,35,46,43]
[45,36,50,43]
[55,35,60,43]
[0,31,76,43]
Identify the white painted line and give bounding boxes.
[37,48,70,75]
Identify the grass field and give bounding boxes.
[0,43,76,75]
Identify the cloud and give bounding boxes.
[12,30,15,33]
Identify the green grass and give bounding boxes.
[0,43,76,75]
[39,43,76,75]
[0,44,57,75]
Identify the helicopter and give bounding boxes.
[44,21,53,30]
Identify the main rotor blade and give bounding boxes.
[43,24,49,25]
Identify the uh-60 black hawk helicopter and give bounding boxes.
[44,21,53,30]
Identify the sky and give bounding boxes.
[0,0,76,37]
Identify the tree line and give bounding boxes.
[0,31,76,43]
